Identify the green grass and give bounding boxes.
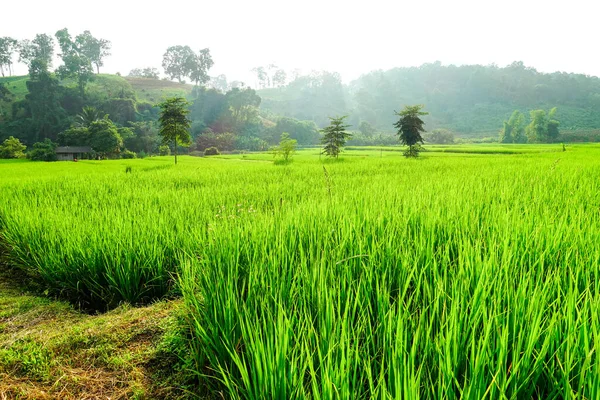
[1,145,600,397]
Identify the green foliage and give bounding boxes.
[18,34,54,71]
[272,132,297,163]
[204,146,220,156]
[358,120,377,137]
[27,138,57,161]
[55,28,94,96]
[196,132,236,152]
[0,136,26,158]
[162,45,214,86]
[500,110,527,143]
[225,87,261,130]
[425,128,455,144]
[0,37,18,77]
[158,144,171,156]
[57,127,90,146]
[268,117,319,145]
[526,108,560,143]
[74,106,106,128]
[158,97,191,164]
[320,116,351,158]
[75,30,111,74]
[394,105,428,157]
[128,67,160,79]
[102,98,136,125]
[259,62,600,134]
[121,149,136,159]
[259,71,346,127]
[88,119,123,157]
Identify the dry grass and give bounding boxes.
[0,268,192,400]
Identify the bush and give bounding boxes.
[121,150,136,159]
[204,147,220,156]
[28,139,57,162]
[137,151,147,159]
[158,145,171,156]
[0,136,26,159]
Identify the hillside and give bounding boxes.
[0,75,193,112]
[258,62,600,136]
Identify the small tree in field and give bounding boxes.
[320,116,351,158]
[158,97,191,164]
[394,105,428,157]
[273,132,297,163]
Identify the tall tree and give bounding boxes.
[88,119,123,157]
[272,69,287,87]
[499,110,525,143]
[0,37,18,77]
[189,48,214,87]
[18,34,55,71]
[225,87,261,130]
[394,105,428,157]
[158,97,191,164]
[162,45,195,83]
[76,31,111,74]
[55,28,94,96]
[320,116,352,158]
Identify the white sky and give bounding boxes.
[2,0,598,85]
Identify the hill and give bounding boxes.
[258,62,600,136]
[0,74,193,114]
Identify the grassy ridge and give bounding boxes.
[1,146,600,397]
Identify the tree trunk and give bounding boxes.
[96,64,99,74]
[174,136,178,165]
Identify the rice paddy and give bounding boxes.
[1,144,600,398]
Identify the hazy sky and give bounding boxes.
[2,0,598,84]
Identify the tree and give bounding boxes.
[546,107,560,143]
[129,67,160,79]
[272,69,287,87]
[358,121,377,137]
[88,119,123,157]
[158,97,191,164]
[252,66,269,88]
[74,106,107,127]
[0,136,26,158]
[28,139,57,161]
[55,28,94,96]
[76,30,111,74]
[0,37,18,77]
[225,87,261,130]
[394,105,428,157]
[425,128,454,144]
[500,110,526,143]
[162,45,195,83]
[273,132,297,162]
[189,48,214,87]
[320,116,352,158]
[18,34,55,71]
[57,127,90,146]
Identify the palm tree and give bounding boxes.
[74,106,107,128]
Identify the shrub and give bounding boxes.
[159,145,171,156]
[0,136,26,159]
[28,139,57,162]
[204,147,220,156]
[121,150,136,159]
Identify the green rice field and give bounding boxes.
[1,144,600,398]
